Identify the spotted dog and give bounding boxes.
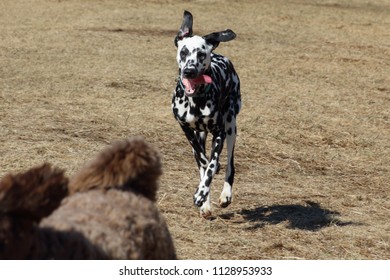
[172,11,241,218]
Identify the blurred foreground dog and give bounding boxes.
[0,137,176,259]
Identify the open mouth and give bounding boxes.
[182,75,212,96]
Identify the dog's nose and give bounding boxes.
[183,68,197,79]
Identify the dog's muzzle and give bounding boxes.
[182,67,198,79]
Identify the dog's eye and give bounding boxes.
[197,52,206,61]
[180,48,189,60]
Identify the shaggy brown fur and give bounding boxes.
[0,137,176,259]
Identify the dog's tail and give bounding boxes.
[0,164,68,258]
[69,137,162,202]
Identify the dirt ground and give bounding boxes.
[0,0,389,259]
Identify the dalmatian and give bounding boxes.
[172,11,241,218]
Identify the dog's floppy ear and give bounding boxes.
[203,29,236,50]
[0,164,68,222]
[174,10,193,47]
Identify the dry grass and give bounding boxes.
[0,0,389,259]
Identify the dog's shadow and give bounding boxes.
[220,201,360,231]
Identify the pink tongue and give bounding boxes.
[182,75,212,95]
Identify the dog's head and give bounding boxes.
[174,11,236,96]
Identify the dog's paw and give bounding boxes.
[200,207,212,219]
[219,182,232,208]
[219,196,232,208]
[199,195,212,218]
[193,188,208,207]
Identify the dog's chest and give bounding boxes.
[172,87,221,131]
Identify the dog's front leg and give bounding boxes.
[194,131,208,179]
[180,125,209,176]
[194,133,225,218]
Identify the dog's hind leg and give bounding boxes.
[219,116,237,208]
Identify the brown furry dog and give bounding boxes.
[0,137,176,259]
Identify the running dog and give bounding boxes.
[172,11,241,218]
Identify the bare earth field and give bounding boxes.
[0,0,389,259]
